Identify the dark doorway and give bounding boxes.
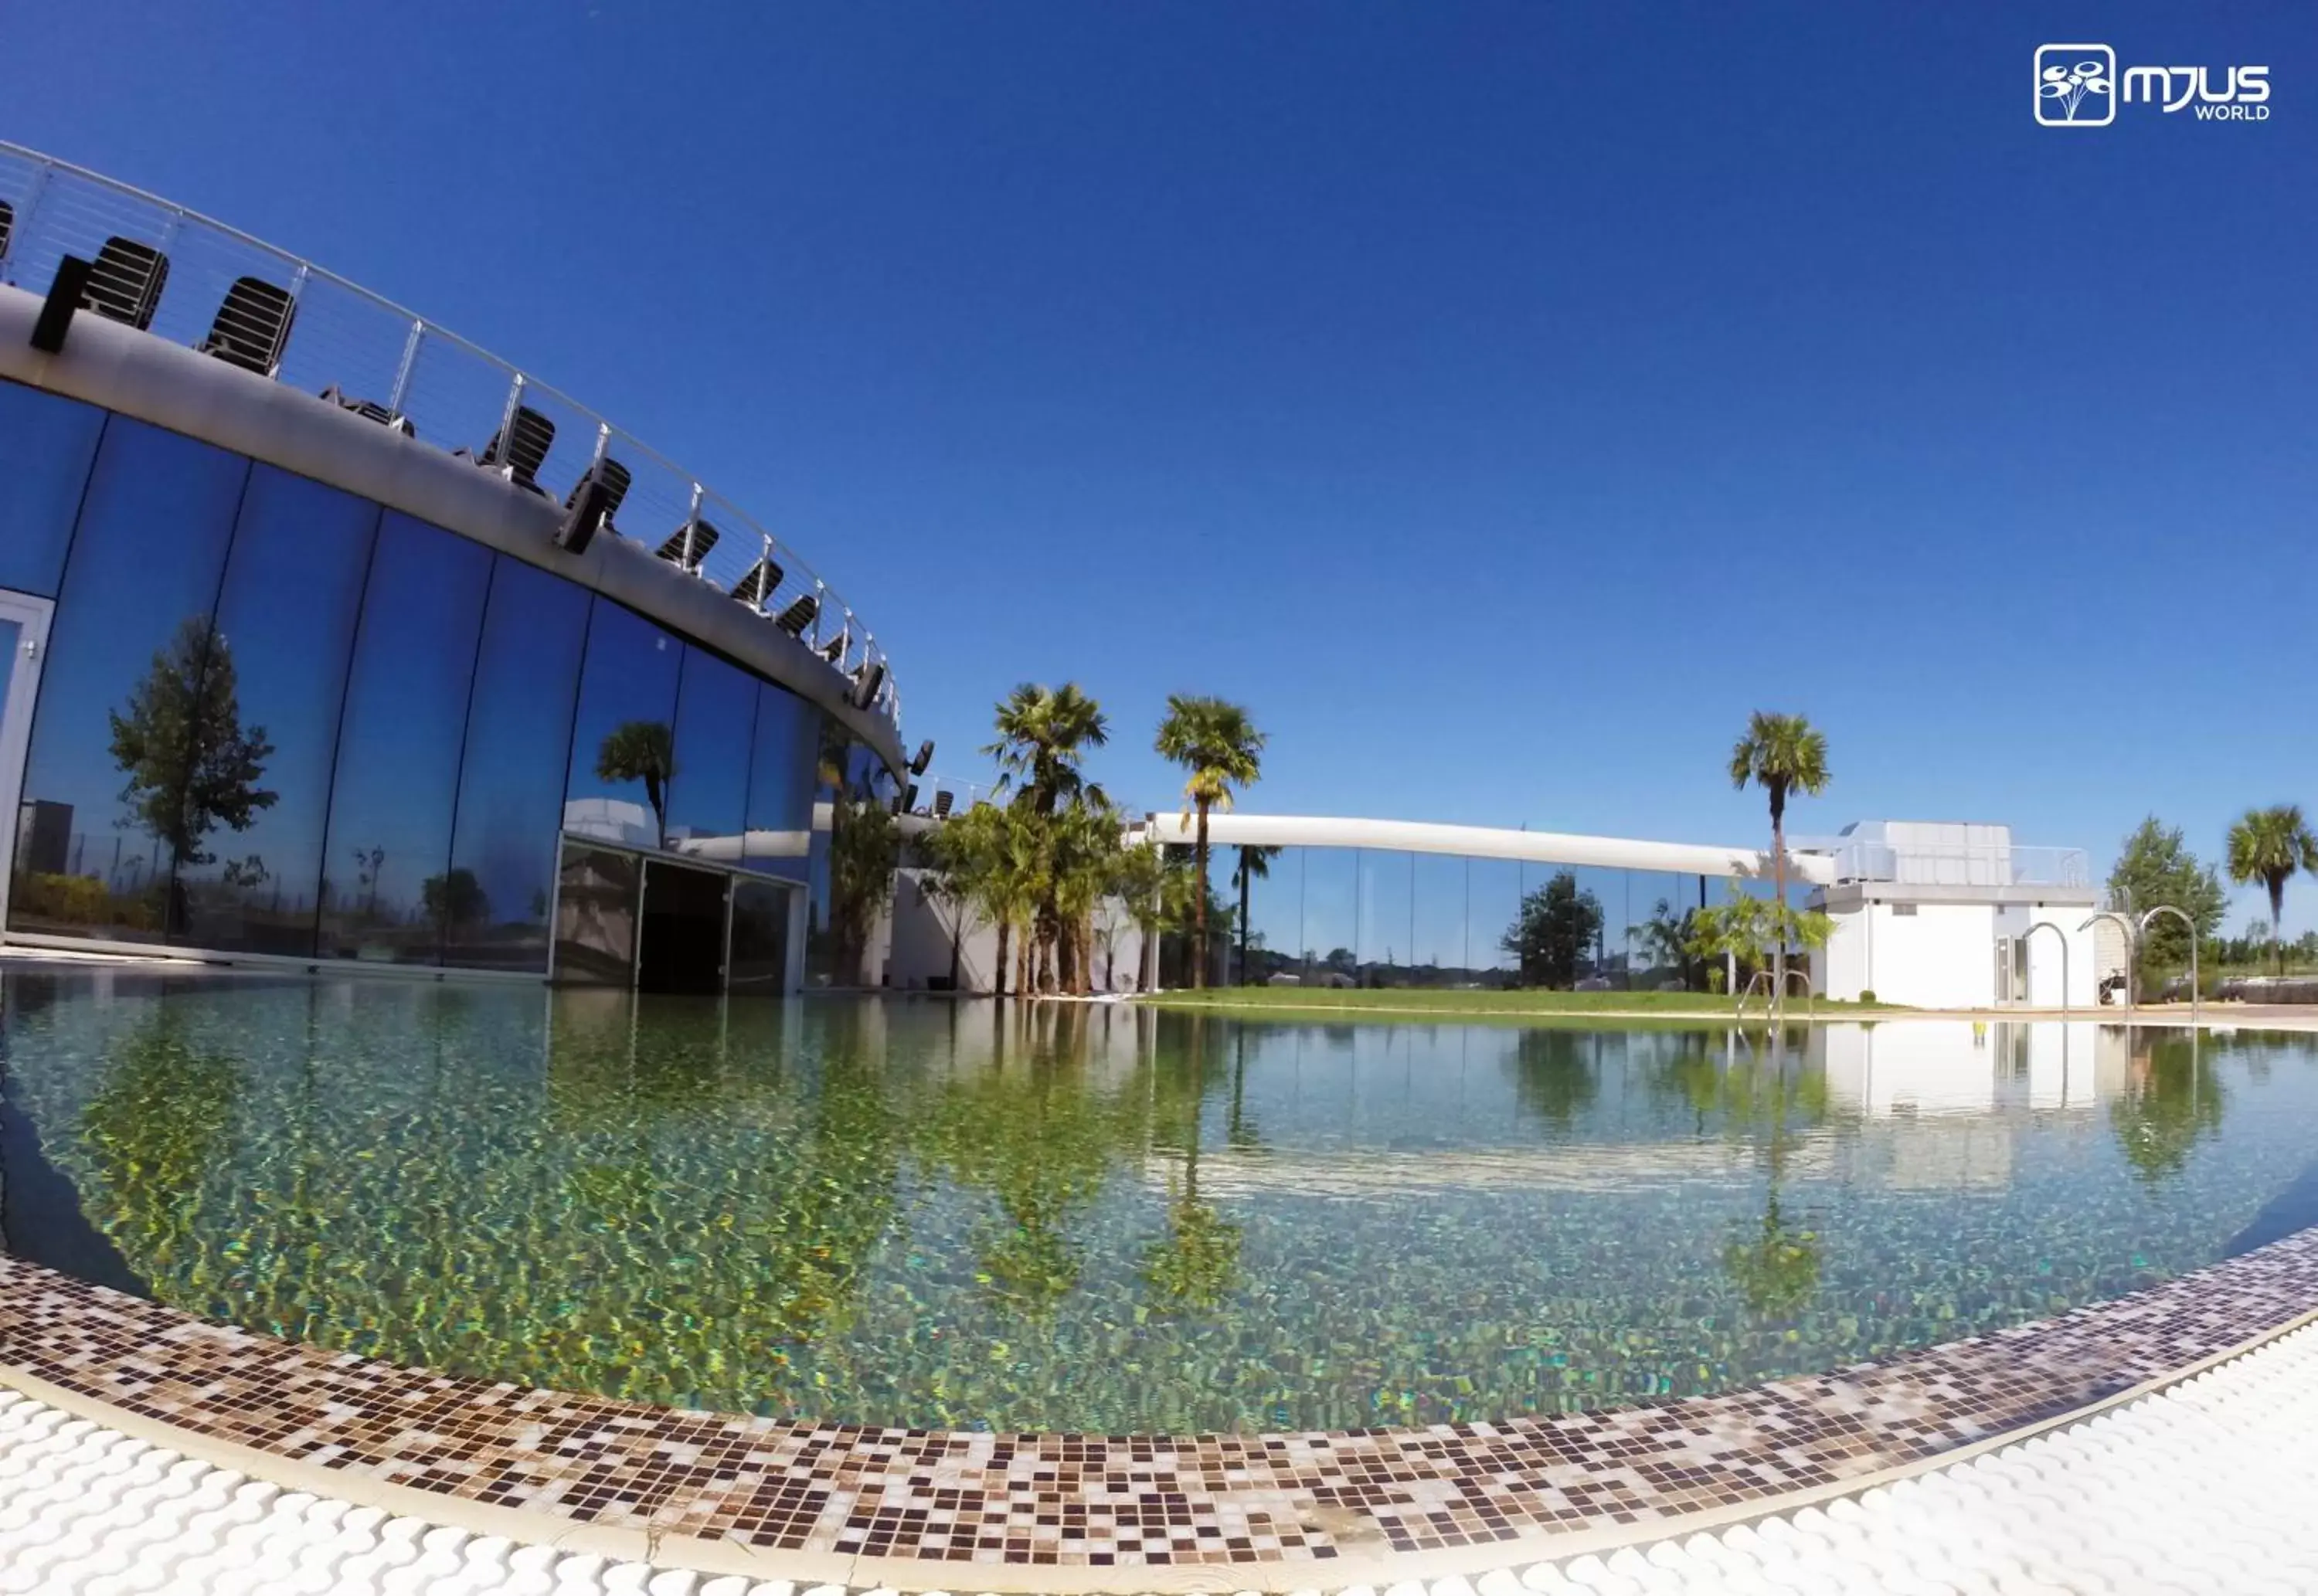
[729,877,793,996]
[638,860,728,993]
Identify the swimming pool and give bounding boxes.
[2,969,2311,1434]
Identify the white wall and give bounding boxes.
[883,869,1148,993]
[1821,900,2099,1007]
[1999,903,2099,1007]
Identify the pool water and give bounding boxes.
[2,969,2313,1433]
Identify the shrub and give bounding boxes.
[1858,988,1878,1004]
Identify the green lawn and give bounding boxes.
[1135,986,1895,1020]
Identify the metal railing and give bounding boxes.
[1814,839,2090,890]
[0,141,898,728]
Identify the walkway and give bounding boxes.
[5,1317,2313,1594]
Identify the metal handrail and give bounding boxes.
[1817,839,2091,889]
[0,141,899,729]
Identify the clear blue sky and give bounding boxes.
[9,2,2314,929]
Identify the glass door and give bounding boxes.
[0,590,55,930]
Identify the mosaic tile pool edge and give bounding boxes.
[5,1231,2318,1570]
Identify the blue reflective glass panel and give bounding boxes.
[445,556,590,972]
[664,647,755,857]
[8,418,249,942]
[175,465,380,954]
[0,379,105,597]
[563,599,681,851]
[739,682,819,882]
[318,514,493,963]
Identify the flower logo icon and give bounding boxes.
[2034,44,2117,127]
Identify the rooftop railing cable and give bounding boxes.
[0,141,899,730]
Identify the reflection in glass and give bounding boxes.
[317,514,493,963]
[1504,867,1606,988]
[1411,851,1469,979]
[1240,844,1302,985]
[553,842,639,983]
[0,379,106,597]
[740,681,820,882]
[664,647,754,857]
[8,418,250,942]
[1467,857,1522,981]
[729,876,794,993]
[446,557,590,972]
[564,599,681,851]
[175,466,380,955]
[1300,847,1358,986]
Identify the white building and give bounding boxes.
[1806,821,2099,1008]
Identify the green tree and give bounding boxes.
[1050,798,1128,996]
[983,683,1110,990]
[107,616,278,918]
[2107,817,2226,979]
[1110,837,1170,993]
[1688,895,1834,999]
[2225,806,2318,975]
[1500,870,1603,988]
[1728,711,1830,1003]
[1153,696,1266,989]
[1631,897,1699,989]
[828,788,899,985]
[594,720,676,848]
[421,868,491,936]
[983,683,1109,817]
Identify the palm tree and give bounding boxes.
[984,683,1110,990]
[2225,806,2318,975]
[595,720,677,848]
[1154,696,1266,989]
[1728,711,1830,1003]
[983,682,1108,817]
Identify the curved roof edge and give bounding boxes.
[1137,811,1836,885]
[0,287,906,777]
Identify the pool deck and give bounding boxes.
[5,1218,2318,1594]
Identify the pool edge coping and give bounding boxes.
[6,1271,2318,1592]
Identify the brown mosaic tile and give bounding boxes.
[5,1230,2318,1566]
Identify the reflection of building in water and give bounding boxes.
[1816,1022,2136,1191]
[1820,1021,2121,1118]
[1151,1137,1839,1202]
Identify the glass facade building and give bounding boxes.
[1167,844,1793,993]
[0,378,895,987]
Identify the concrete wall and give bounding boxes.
[884,869,1150,993]
[1820,900,2099,1008]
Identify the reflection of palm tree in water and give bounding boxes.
[2112,1034,2225,1184]
[1142,1014,1243,1309]
[1716,1028,1826,1316]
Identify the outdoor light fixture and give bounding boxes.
[30,256,90,353]
[910,739,933,775]
[933,790,953,819]
[851,660,886,711]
